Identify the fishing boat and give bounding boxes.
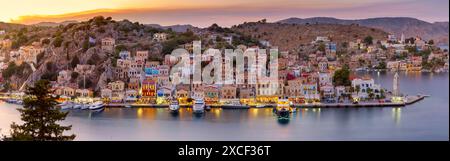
[169,100,180,113]
[193,99,205,114]
[89,101,104,110]
[274,99,292,117]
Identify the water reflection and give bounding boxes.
[169,111,179,117]
[392,107,402,126]
[277,117,290,125]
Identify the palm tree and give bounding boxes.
[367,88,374,100]
[355,85,361,95]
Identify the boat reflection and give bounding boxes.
[170,111,179,117]
[277,117,290,125]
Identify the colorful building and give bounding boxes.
[141,77,157,103]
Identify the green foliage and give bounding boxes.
[46,61,54,71]
[97,27,105,33]
[162,31,199,54]
[363,36,373,45]
[2,62,18,79]
[53,36,63,48]
[318,43,326,52]
[70,55,80,69]
[207,24,233,33]
[41,72,57,81]
[71,72,79,80]
[1,62,30,79]
[380,89,386,99]
[232,34,260,47]
[333,66,351,86]
[406,45,418,54]
[418,49,431,59]
[41,38,50,45]
[148,56,163,62]
[111,57,118,67]
[375,61,387,69]
[11,34,28,49]
[114,45,127,57]
[3,80,75,141]
[87,53,100,65]
[405,37,415,44]
[82,36,91,52]
[341,42,349,48]
[91,16,108,26]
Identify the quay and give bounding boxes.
[104,95,428,109]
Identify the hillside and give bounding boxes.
[32,20,79,27]
[1,16,170,92]
[0,22,28,31]
[231,22,389,51]
[278,17,449,45]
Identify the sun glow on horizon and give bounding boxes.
[0,0,447,26]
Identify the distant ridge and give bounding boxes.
[146,24,200,33]
[32,20,79,27]
[0,22,27,31]
[278,17,449,44]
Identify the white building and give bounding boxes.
[318,72,332,86]
[153,33,168,42]
[223,36,233,45]
[119,51,131,60]
[351,77,381,99]
[313,36,330,43]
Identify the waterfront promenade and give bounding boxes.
[104,95,428,109]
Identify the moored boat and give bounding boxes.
[81,103,90,110]
[193,99,205,114]
[169,100,180,113]
[73,103,82,109]
[274,99,292,117]
[58,101,73,110]
[89,101,104,110]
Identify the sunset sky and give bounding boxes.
[0,0,448,27]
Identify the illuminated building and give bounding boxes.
[141,77,157,103]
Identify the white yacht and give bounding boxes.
[89,101,104,110]
[193,99,205,114]
[80,103,89,110]
[169,100,180,113]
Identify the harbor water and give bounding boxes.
[0,72,448,140]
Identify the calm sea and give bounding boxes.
[0,72,448,140]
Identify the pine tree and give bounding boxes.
[3,80,75,141]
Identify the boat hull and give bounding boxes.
[89,105,104,110]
